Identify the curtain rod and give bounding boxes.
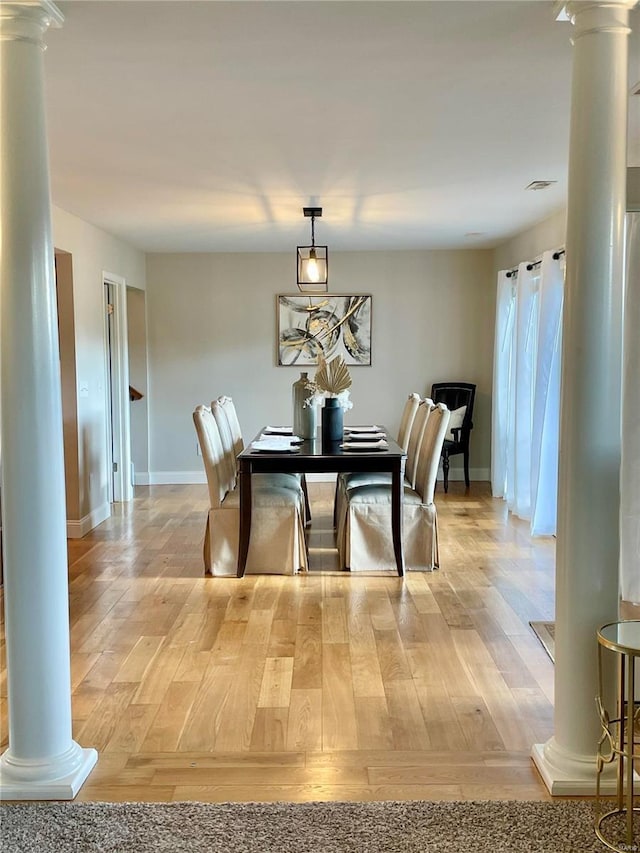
[505,248,565,279]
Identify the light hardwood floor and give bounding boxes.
[1,481,562,802]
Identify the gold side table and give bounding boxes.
[596,620,640,852]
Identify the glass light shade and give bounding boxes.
[297,245,328,291]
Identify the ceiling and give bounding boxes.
[44,1,640,254]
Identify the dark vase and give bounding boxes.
[321,397,343,445]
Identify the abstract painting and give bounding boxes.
[277,294,372,366]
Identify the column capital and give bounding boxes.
[562,1,636,38]
[0,1,63,48]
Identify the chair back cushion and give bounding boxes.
[193,405,227,508]
[445,405,467,441]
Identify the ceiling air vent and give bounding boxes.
[525,180,557,191]
[631,81,640,96]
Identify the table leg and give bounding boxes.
[238,464,252,578]
[618,653,626,814]
[391,459,405,577]
[625,655,635,846]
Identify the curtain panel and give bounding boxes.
[530,251,564,536]
[511,263,538,521]
[620,213,640,603]
[492,253,564,536]
[491,271,515,498]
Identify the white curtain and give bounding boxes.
[491,271,516,498]
[505,274,518,509]
[492,252,564,535]
[510,263,538,520]
[620,213,640,603]
[531,251,564,535]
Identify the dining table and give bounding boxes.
[236,426,407,578]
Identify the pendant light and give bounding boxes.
[297,207,328,292]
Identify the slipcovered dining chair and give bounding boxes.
[338,402,450,572]
[336,398,433,564]
[214,395,311,526]
[333,392,422,527]
[193,405,308,576]
[430,382,476,493]
[335,396,431,532]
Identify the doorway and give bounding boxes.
[103,272,133,503]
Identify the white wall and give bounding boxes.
[145,249,495,483]
[52,206,146,531]
[55,250,80,522]
[493,207,566,272]
[127,288,149,480]
[629,167,640,210]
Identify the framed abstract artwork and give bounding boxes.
[277,294,372,366]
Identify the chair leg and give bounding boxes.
[463,450,470,489]
[442,450,450,494]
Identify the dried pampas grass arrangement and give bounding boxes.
[314,355,352,396]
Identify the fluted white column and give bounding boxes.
[532,0,635,794]
[0,1,97,799]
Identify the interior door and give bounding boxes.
[104,281,115,502]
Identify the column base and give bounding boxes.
[0,743,97,801]
[532,738,618,795]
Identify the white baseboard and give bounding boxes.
[141,469,490,487]
[66,502,111,538]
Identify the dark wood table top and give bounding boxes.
[237,428,406,474]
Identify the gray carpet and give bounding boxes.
[0,799,610,852]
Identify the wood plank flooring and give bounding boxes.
[0,481,562,802]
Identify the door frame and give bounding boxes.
[103,271,133,503]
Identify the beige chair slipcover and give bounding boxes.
[397,392,422,452]
[213,395,305,499]
[338,402,450,572]
[335,397,432,530]
[333,391,421,528]
[211,399,238,492]
[216,395,244,458]
[335,399,431,559]
[194,405,308,577]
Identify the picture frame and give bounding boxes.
[277,294,372,367]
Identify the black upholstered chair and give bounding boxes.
[430,382,476,493]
